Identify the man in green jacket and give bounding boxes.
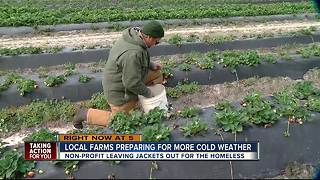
[73,20,165,129]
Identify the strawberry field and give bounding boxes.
[0,0,320,179]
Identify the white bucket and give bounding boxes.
[138,84,168,113]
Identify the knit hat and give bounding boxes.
[142,20,164,38]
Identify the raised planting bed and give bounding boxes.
[1,34,319,70]
[1,45,320,108]
[1,87,320,179]
[0,13,316,35]
[0,2,313,27]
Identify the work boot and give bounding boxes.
[73,108,88,129]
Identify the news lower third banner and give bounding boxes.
[25,134,259,161]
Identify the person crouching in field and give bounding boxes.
[73,20,165,129]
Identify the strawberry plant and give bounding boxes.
[178,106,201,118]
[261,54,277,64]
[292,81,320,100]
[0,108,20,135]
[304,97,320,112]
[109,112,131,133]
[0,73,37,96]
[160,57,176,78]
[167,81,200,98]
[0,47,42,56]
[23,128,57,142]
[161,66,173,79]
[0,3,313,27]
[180,117,208,137]
[16,99,75,128]
[144,107,165,124]
[0,73,21,92]
[166,87,183,98]
[16,79,37,96]
[196,56,215,70]
[160,57,177,68]
[79,75,93,83]
[168,34,182,46]
[142,124,171,142]
[87,92,110,110]
[214,100,235,111]
[109,107,165,134]
[178,63,191,71]
[63,62,76,77]
[0,149,35,179]
[44,75,66,87]
[184,52,202,65]
[240,92,279,126]
[273,90,310,123]
[214,108,248,133]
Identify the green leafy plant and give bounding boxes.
[261,54,277,64]
[161,66,173,79]
[44,75,66,87]
[0,108,20,135]
[87,92,109,110]
[0,47,42,56]
[0,3,312,27]
[196,56,215,69]
[168,34,182,46]
[0,73,22,92]
[16,79,37,96]
[16,99,75,128]
[214,100,235,111]
[78,75,93,83]
[273,90,310,123]
[109,107,165,134]
[142,124,171,142]
[178,106,201,118]
[178,63,191,71]
[184,52,202,65]
[167,81,200,98]
[0,149,35,179]
[214,108,248,133]
[160,57,177,68]
[160,57,176,78]
[240,92,279,126]
[304,96,320,112]
[144,107,165,124]
[292,81,320,100]
[63,62,76,77]
[180,117,208,137]
[23,128,57,142]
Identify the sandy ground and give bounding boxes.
[1,20,320,49]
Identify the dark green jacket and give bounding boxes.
[102,27,152,106]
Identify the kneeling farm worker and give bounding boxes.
[73,20,165,129]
